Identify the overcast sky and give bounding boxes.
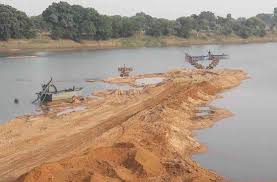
[1,0,277,19]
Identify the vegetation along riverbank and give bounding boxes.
[2,34,277,53]
[1,2,277,52]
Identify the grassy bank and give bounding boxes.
[1,33,277,53]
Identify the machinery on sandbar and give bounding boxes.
[32,78,83,104]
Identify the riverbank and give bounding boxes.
[0,69,246,182]
[1,34,277,53]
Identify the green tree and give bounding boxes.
[197,11,217,31]
[232,18,252,38]
[43,2,114,41]
[111,16,141,38]
[216,15,233,36]
[132,12,154,32]
[42,2,76,39]
[110,16,123,38]
[246,17,266,36]
[73,6,99,39]
[95,15,112,40]
[174,17,193,38]
[0,4,36,40]
[31,15,49,32]
[146,18,175,37]
[1,2,274,41]
[130,15,147,32]
[145,18,163,36]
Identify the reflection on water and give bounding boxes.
[1,43,277,180]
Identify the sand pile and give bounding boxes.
[0,69,246,182]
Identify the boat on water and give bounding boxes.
[185,51,229,69]
[118,64,133,77]
[33,78,83,104]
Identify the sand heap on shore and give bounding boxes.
[0,69,246,182]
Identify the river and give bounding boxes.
[0,43,277,181]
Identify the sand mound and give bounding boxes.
[17,142,165,181]
[0,69,246,182]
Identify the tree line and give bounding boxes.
[1,2,277,41]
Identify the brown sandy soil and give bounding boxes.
[1,34,277,53]
[0,69,247,182]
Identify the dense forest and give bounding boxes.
[1,2,277,41]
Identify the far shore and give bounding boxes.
[1,34,277,54]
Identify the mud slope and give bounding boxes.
[0,69,246,182]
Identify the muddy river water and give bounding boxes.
[1,43,277,181]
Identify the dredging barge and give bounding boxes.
[118,64,133,77]
[33,78,83,104]
[186,51,229,69]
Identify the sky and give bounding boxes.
[1,0,277,19]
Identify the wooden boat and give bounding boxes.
[33,78,83,104]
